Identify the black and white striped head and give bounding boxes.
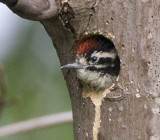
[62,35,120,90]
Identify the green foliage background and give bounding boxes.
[0,21,73,140]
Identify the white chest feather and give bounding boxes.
[77,69,116,90]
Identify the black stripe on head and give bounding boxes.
[95,36,115,53]
[84,35,116,58]
[86,56,120,76]
[98,57,112,65]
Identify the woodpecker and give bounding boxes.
[61,35,120,90]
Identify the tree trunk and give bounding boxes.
[1,0,160,139]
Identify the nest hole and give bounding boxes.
[76,34,120,90]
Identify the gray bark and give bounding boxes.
[1,0,160,139]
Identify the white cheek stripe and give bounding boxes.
[94,64,108,68]
[95,64,115,68]
[91,51,116,59]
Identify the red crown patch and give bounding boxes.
[77,37,99,55]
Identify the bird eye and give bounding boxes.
[90,56,98,63]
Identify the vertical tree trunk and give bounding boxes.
[1,0,160,139]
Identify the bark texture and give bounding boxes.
[2,0,160,140]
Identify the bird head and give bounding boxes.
[61,35,120,90]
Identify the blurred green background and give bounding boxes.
[0,4,73,140]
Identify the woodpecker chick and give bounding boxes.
[61,35,120,90]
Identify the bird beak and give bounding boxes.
[61,63,87,69]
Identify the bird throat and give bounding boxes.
[77,68,117,90]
